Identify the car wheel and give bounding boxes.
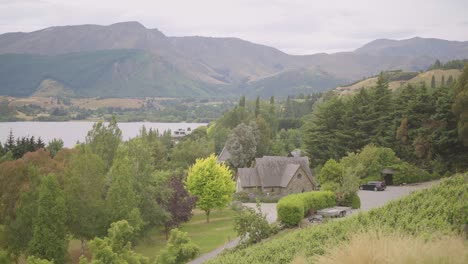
[374,187,378,191]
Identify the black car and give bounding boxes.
[359,181,386,191]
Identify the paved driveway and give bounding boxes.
[358,180,439,211]
[244,180,440,223]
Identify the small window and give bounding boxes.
[297,174,302,179]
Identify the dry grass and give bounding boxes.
[336,69,463,95]
[315,231,467,264]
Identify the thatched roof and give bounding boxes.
[238,156,316,188]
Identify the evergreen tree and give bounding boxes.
[303,96,349,166]
[28,174,67,264]
[255,96,260,118]
[368,72,394,146]
[441,75,445,87]
[36,137,45,149]
[447,75,454,86]
[431,75,436,89]
[285,96,292,118]
[452,64,468,146]
[5,129,14,152]
[239,96,246,108]
[269,96,275,115]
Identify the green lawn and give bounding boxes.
[134,208,237,261]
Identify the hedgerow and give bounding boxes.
[208,174,467,264]
[277,191,335,227]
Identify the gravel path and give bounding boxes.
[190,180,439,263]
[187,238,240,264]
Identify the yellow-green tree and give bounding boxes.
[186,155,235,222]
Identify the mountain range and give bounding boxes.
[0,21,467,98]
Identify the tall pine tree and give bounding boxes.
[452,64,468,146]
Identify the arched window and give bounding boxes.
[297,173,302,179]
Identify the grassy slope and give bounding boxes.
[134,208,237,262]
[208,175,467,264]
[337,69,462,95]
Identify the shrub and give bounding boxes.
[233,191,250,203]
[350,194,361,209]
[0,250,10,264]
[339,193,361,209]
[234,204,272,245]
[391,161,432,184]
[157,229,199,264]
[277,191,335,227]
[26,256,53,264]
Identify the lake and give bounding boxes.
[0,122,207,148]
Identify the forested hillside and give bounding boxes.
[304,64,468,173]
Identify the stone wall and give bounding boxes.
[284,168,314,194]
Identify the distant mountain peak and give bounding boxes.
[109,21,146,29]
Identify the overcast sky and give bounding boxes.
[1,0,467,54]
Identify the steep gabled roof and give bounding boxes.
[237,156,316,188]
[217,146,231,163]
[238,168,260,187]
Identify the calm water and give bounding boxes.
[0,122,207,147]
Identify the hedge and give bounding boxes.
[277,191,335,227]
[339,192,361,209]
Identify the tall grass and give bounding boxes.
[316,231,468,264]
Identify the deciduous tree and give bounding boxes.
[186,155,235,222]
[28,174,67,264]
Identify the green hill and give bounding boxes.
[247,68,346,97]
[0,50,223,97]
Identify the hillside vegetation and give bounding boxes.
[208,175,467,263]
[337,68,462,94]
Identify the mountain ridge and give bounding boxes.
[0,21,467,98]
